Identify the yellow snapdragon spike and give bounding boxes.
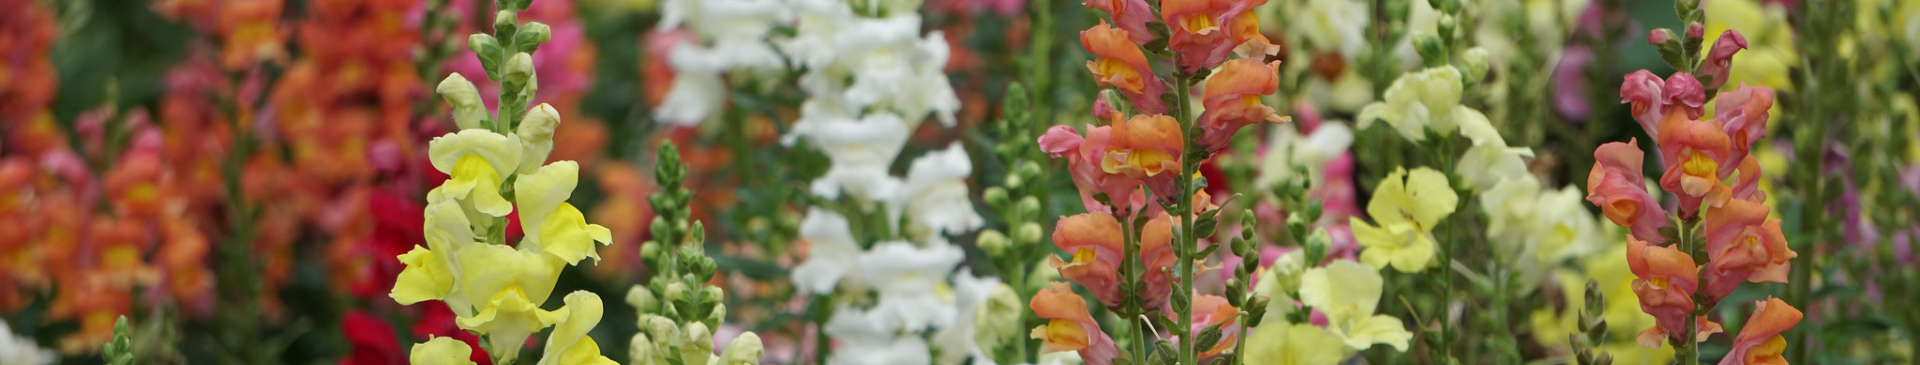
[392,246,454,305]
[409,336,480,365]
[1298,260,1413,351]
[538,291,617,365]
[513,161,614,264]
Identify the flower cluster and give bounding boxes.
[1587,2,1801,361]
[389,3,619,363]
[624,142,764,365]
[1029,0,1291,364]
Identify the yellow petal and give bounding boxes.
[538,291,614,365]
[409,336,479,365]
[392,246,454,305]
[515,161,580,249]
[1401,167,1458,229]
[429,129,523,178]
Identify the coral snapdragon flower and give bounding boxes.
[1196,58,1287,153]
[1082,22,1169,114]
[1701,198,1793,303]
[1626,238,1708,347]
[1654,112,1734,217]
[1031,282,1119,365]
[1718,297,1801,365]
[1161,0,1266,72]
[1049,212,1175,309]
[1586,139,1670,243]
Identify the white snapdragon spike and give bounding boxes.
[791,208,861,294]
[1453,107,1534,191]
[855,240,965,331]
[895,142,984,236]
[0,320,52,365]
[1289,0,1370,58]
[796,113,911,199]
[931,270,1001,365]
[1255,122,1353,189]
[655,59,728,126]
[824,307,935,365]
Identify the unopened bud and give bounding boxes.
[436,74,488,130]
[493,10,518,36]
[720,332,765,365]
[504,52,536,90]
[682,322,714,362]
[627,285,658,313]
[1648,28,1676,46]
[1015,197,1041,221]
[516,103,562,173]
[1016,222,1044,246]
[629,334,654,363]
[1414,33,1447,65]
[977,230,1010,256]
[983,187,1010,207]
[1686,23,1705,39]
[1304,228,1331,265]
[515,22,552,53]
[1460,47,1490,81]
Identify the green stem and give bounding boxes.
[1173,71,1200,365]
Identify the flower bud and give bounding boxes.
[1460,47,1490,81]
[1647,28,1675,46]
[983,187,1010,207]
[645,316,681,347]
[493,10,518,36]
[629,334,655,363]
[720,332,764,365]
[436,74,488,130]
[504,52,536,90]
[1304,228,1331,265]
[682,322,714,362]
[1686,23,1704,39]
[468,34,504,77]
[1015,222,1044,246]
[977,229,1010,256]
[515,22,552,53]
[664,282,690,305]
[627,285,658,313]
[702,286,726,303]
[1015,196,1041,222]
[1413,33,1446,66]
[516,103,562,173]
[1700,30,1748,89]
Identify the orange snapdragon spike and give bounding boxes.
[1049,212,1176,309]
[1082,23,1169,114]
[1626,237,1697,345]
[1718,297,1801,365]
[1030,282,1120,365]
[1196,59,1285,153]
[1701,198,1794,303]
[217,0,289,70]
[1586,139,1669,244]
[1653,112,1734,217]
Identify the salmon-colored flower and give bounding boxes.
[1040,125,1143,213]
[1662,73,1706,120]
[1586,139,1669,243]
[1104,114,1185,203]
[1620,70,1667,136]
[1049,212,1175,309]
[1715,85,1774,165]
[1162,0,1266,72]
[1084,0,1157,45]
[1718,297,1801,365]
[1655,112,1734,217]
[1701,198,1793,303]
[1626,237,1697,345]
[217,0,289,70]
[1082,23,1169,114]
[1196,59,1286,153]
[1030,282,1120,365]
